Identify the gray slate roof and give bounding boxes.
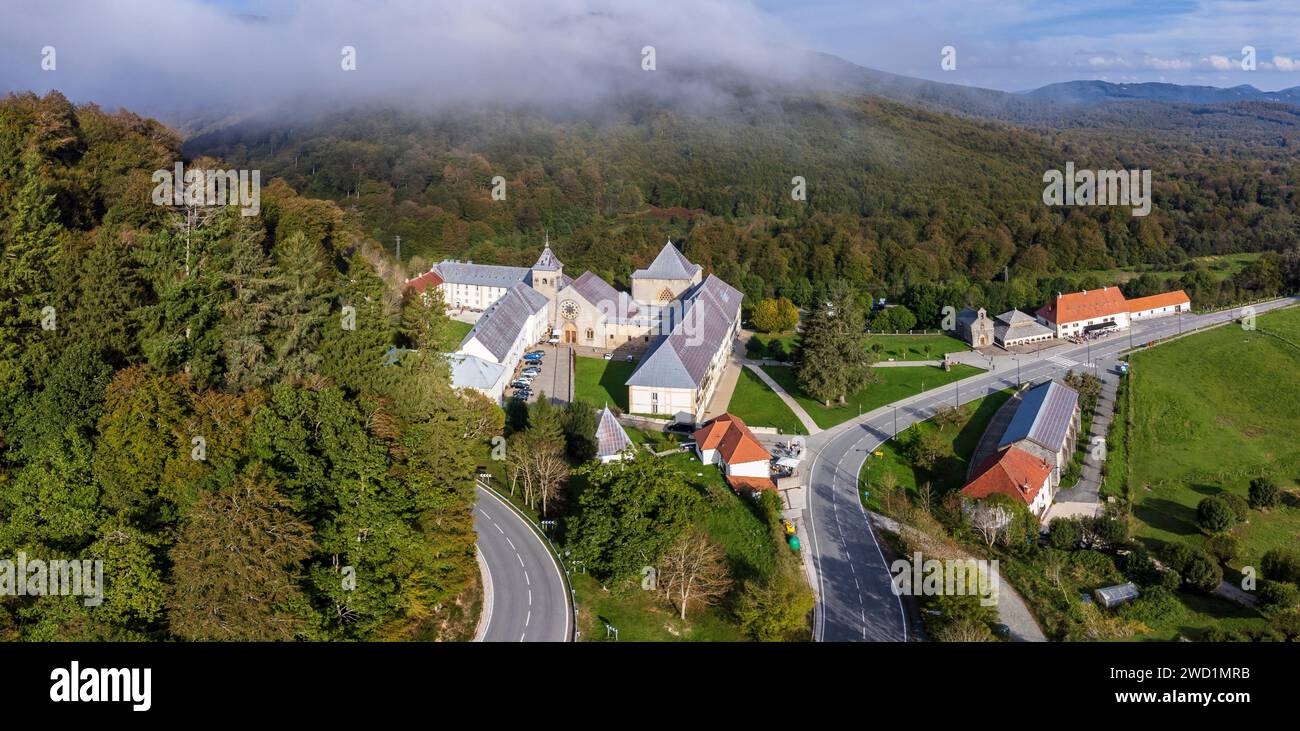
[460,283,549,362]
[434,260,530,289]
[533,246,563,271]
[567,271,640,318]
[626,274,741,389]
[595,406,634,459]
[995,316,1053,342]
[998,380,1079,452]
[632,241,702,281]
[448,353,507,391]
[997,309,1038,326]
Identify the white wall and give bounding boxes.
[725,460,770,479]
[629,385,695,417]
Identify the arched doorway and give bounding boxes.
[563,323,577,344]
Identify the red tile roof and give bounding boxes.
[404,270,444,293]
[726,475,777,492]
[694,413,771,465]
[960,446,1053,506]
[1126,290,1189,313]
[1037,286,1127,325]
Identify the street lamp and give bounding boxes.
[1015,357,1022,386]
[892,404,899,440]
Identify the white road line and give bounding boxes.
[505,536,516,551]
[493,521,504,534]
[516,552,525,567]
[524,570,530,585]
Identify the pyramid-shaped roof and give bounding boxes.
[595,405,634,460]
[632,241,702,281]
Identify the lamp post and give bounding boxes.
[892,404,899,440]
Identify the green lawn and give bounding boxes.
[1127,305,1300,572]
[858,390,1013,507]
[864,332,967,361]
[573,356,636,412]
[746,331,800,361]
[573,451,781,642]
[447,318,473,342]
[760,363,985,430]
[726,367,806,435]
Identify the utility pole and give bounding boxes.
[892,405,899,440]
[395,235,401,262]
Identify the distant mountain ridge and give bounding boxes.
[1026,80,1300,106]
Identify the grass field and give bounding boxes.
[746,331,800,361]
[864,332,967,361]
[726,367,806,435]
[573,451,781,641]
[447,318,473,342]
[858,390,1014,507]
[1127,305,1300,571]
[761,363,984,430]
[573,356,636,412]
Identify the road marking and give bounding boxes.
[526,609,531,626]
[524,570,530,585]
[516,552,525,567]
[493,521,504,534]
[505,536,516,551]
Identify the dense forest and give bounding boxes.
[0,91,489,641]
[187,89,1300,322]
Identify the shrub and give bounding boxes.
[1119,586,1184,625]
[1249,476,1280,510]
[1204,533,1240,565]
[1220,493,1249,523]
[1260,548,1300,584]
[1181,551,1223,594]
[1257,580,1300,615]
[1047,518,1082,550]
[1123,548,1161,586]
[1196,496,1235,533]
[1160,542,1197,573]
[1088,516,1128,548]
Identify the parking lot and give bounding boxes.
[507,343,573,406]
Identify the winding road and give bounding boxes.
[804,297,1298,642]
[474,484,572,642]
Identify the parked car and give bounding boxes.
[511,379,532,389]
[521,366,542,376]
[547,336,560,345]
[602,352,612,360]
[665,421,695,436]
[524,350,545,359]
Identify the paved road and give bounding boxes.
[474,484,572,642]
[804,298,1298,642]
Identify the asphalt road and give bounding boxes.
[474,484,572,642]
[804,297,1298,642]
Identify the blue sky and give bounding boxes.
[752,0,1300,90]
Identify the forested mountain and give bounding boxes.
[0,91,489,641]
[1028,80,1300,107]
[186,80,1300,320]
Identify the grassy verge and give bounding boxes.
[447,318,474,342]
[864,332,967,361]
[859,390,1013,508]
[746,331,799,361]
[761,363,984,430]
[726,367,806,435]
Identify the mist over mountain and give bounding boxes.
[1027,80,1300,106]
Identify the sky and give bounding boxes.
[756,0,1300,91]
[2,0,1298,119]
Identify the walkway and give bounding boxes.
[743,363,822,435]
[703,335,747,421]
[1045,358,1120,523]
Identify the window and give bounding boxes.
[585,328,594,341]
[657,287,674,304]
